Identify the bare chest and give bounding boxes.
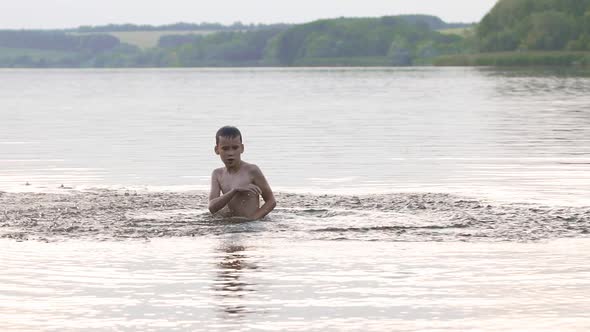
[219,171,253,194]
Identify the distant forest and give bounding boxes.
[0,15,471,67]
[68,22,293,33]
[477,0,590,51]
[2,1,590,68]
[434,0,590,66]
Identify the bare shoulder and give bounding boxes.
[242,162,264,175]
[212,167,224,177]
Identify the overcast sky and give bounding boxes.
[1,0,498,29]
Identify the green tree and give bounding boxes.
[522,11,574,50]
[477,0,590,52]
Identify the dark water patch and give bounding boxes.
[0,189,588,242]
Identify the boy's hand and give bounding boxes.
[235,184,262,195]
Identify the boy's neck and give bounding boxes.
[226,160,243,173]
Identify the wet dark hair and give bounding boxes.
[215,126,242,144]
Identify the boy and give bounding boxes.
[208,126,276,220]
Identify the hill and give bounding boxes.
[67,22,293,49]
[0,30,121,67]
[71,30,218,49]
[477,0,590,52]
[0,15,470,67]
[156,15,469,67]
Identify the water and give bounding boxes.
[1,67,589,204]
[1,67,589,330]
[2,238,590,331]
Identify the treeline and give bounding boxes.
[69,22,292,33]
[0,30,119,52]
[0,15,476,67]
[90,29,287,67]
[0,15,469,67]
[155,15,466,66]
[0,30,123,67]
[67,19,467,33]
[478,0,590,52]
[154,16,465,66]
[157,29,284,65]
[387,15,471,30]
[268,16,464,66]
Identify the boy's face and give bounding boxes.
[215,135,244,167]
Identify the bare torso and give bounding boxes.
[216,164,260,217]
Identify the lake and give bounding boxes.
[0,67,589,331]
[1,67,589,204]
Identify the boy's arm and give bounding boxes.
[208,170,261,214]
[250,165,276,220]
[208,170,236,214]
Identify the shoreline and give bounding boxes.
[2,51,590,69]
[434,51,590,67]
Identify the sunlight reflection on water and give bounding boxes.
[1,238,589,331]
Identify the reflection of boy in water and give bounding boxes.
[214,244,256,316]
[208,126,276,220]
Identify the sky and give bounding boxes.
[1,0,499,29]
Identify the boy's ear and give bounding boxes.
[214,145,220,155]
[240,144,244,152]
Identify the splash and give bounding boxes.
[0,189,588,242]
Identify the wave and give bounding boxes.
[0,189,588,242]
